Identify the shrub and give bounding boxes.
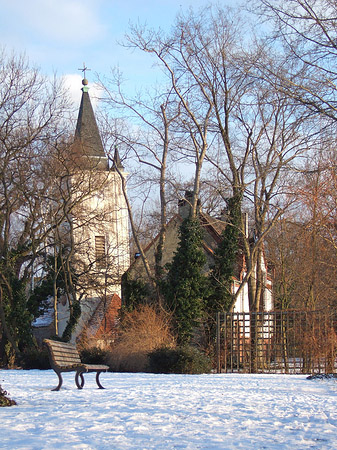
[19,347,50,370]
[107,305,175,372]
[79,346,109,365]
[148,346,212,374]
[0,385,16,407]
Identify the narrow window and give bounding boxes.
[95,236,106,268]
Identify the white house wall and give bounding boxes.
[233,278,249,313]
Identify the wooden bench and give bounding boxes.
[44,339,109,391]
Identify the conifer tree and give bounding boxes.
[207,195,242,314]
[163,217,208,345]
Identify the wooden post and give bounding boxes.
[216,312,221,374]
[224,313,228,373]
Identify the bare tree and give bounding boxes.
[123,5,317,312]
[252,0,337,122]
[99,70,188,303]
[124,12,215,218]
[265,143,337,312]
[0,50,70,363]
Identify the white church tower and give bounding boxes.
[57,76,130,339]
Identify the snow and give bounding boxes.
[1,370,337,449]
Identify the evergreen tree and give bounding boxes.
[207,194,242,314]
[0,257,39,365]
[29,251,81,342]
[121,271,152,311]
[163,217,208,345]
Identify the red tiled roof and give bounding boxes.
[85,293,121,338]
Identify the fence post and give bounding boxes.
[216,312,221,373]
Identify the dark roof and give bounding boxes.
[126,211,227,272]
[113,147,124,170]
[200,212,227,240]
[75,87,106,158]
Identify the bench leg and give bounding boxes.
[75,371,85,389]
[96,371,105,389]
[52,371,63,391]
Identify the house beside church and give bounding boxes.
[33,77,130,344]
[124,191,273,313]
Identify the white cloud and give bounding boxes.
[63,73,102,110]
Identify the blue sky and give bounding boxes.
[0,0,234,105]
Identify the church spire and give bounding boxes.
[113,146,124,171]
[74,76,106,159]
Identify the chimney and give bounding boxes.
[219,208,227,222]
[178,190,200,219]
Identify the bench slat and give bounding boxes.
[53,359,82,366]
[51,349,80,356]
[45,341,77,349]
[51,351,81,360]
[48,351,79,358]
[53,356,81,363]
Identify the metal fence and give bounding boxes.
[216,310,337,374]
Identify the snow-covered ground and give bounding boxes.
[0,370,337,449]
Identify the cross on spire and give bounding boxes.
[78,62,91,80]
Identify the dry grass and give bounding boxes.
[107,305,175,372]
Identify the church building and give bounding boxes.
[34,76,130,344]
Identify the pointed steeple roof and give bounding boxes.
[113,146,124,171]
[75,78,105,158]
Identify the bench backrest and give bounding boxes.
[44,339,82,369]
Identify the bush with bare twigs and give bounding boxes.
[0,385,16,407]
[107,305,175,372]
[300,323,337,373]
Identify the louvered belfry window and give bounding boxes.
[95,236,106,268]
